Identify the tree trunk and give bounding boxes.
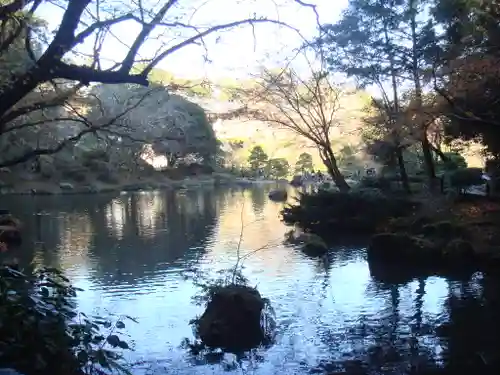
[383,24,409,194]
[396,147,411,193]
[421,136,437,189]
[321,147,350,192]
[430,143,450,162]
[409,0,435,184]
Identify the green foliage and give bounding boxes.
[247,146,269,173]
[359,176,392,191]
[282,189,419,235]
[0,265,134,375]
[267,158,290,179]
[337,145,359,169]
[437,152,468,172]
[0,6,46,88]
[187,268,250,307]
[85,84,218,168]
[432,0,500,154]
[295,152,314,173]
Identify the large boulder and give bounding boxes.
[268,189,287,202]
[442,238,476,263]
[367,233,438,264]
[420,221,468,240]
[196,285,269,352]
[285,228,328,257]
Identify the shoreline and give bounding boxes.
[0,173,286,196]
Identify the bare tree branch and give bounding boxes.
[233,51,350,190]
[0,82,180,168]
[0,83,83,125]
[142,17,301,77]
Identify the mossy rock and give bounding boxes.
[268,190,287,202]
[420,221,469,240]
[196,285,270,352]
[299,233,328,257]
[442,239,475,262]
[368,232,438,264]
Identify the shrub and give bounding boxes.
[96,172,120,184]
[80,150,110,165]
[438,152,468,171]
[282,189,419,235]
[446,167,484,192]
[359,176,391,191]
[0,265,134,375]
[61,168,88,183]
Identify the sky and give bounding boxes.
[35,0,349,80]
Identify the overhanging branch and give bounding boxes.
[0,0,31,20]
[142,17,300,76]
[53,62,148,85]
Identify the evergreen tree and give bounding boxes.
[247,146,269,174]
[295,152,314,173]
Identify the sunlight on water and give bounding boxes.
[0,185,487,374]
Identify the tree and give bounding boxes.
[337,144,359,169]
[0,81,158,169]
[432,0,500,155]
[295,152,314,173]
[242,56,351,191]
[435,152,467,172]
[0,0,314,167]
[247,145,269,174]
[404,0,440,182]
[320,0,448,189]
[267,158,290,179]
[84,84,218,168]
[319,0,412,192]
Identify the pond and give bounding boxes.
[2,185,500,375]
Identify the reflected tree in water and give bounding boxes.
[312,268,500,375]
[250,186,267,216]
[84,190,219,284]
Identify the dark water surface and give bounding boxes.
[1,185,500,375]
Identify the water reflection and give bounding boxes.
[1,185,500,374]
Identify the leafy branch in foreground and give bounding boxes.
[0,265,137,375]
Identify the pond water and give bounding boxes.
[2,185,500,375]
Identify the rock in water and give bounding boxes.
[290,175,303,187]
[197,285,268,352]
[268,190,287,202]
[368,232,437,264]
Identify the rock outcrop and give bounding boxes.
[196,285,271,352]
[268,189,287,202]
